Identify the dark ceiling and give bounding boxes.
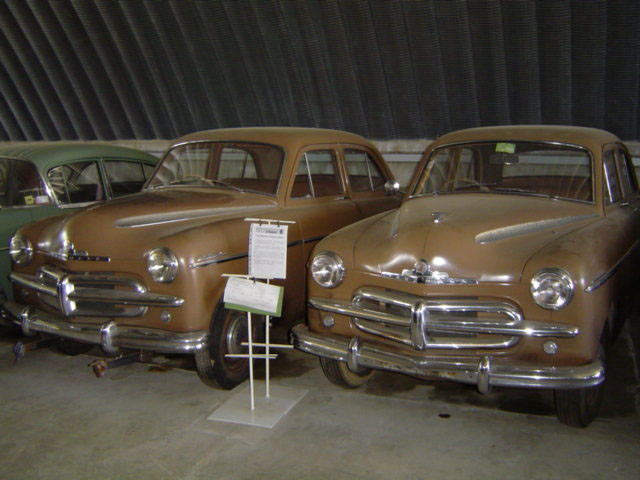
[0,0,639,142]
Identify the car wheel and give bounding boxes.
[554,332,608,428]
[0,321,20,337]
[319,357,374,388]
[0,290,20,337]
[194,304,264,390]
[56,338,93,356]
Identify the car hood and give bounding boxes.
[352,194,599,283]
[31,187,278,260]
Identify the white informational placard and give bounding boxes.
[248,223,288,279]
[223,276,284,317]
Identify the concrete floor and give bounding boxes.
[1,323,639,480]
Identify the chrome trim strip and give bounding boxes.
[3,301,207,354]
[0,246,9,252]
[116,205,275,228]
[189,251,226,268]
[189,252,248,269]
[381,270,478,285]
[352,318,519,350]
[310,297,409,326]
[585,239,640,293]
[69,288,184,307]
[10,272,183,310]
[9,272,58,297]
[67,254,111,262]
[475,214,598,244]
[291,324,604,391]
[298,234,326,244]
[189,234,327,269]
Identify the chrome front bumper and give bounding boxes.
[2,300,208,355]
[291,324,604,392]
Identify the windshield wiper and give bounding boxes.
[431,182,497,195]
[166,176,243,192]
[491,187,554,198]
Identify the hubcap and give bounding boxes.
[225,312,248,356]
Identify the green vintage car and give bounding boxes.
[0,143,157,310]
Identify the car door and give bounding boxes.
[602,144,640,290]
[341,146,402,217]
[0,158,57,299]
[282,146,361,319]
[287,146,361,254]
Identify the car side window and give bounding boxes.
[219,147,258,179]
[48,161,105,204]
[104,160,149,197]
[0,158,50,207]
[603,150,621,204]
[143,163,155,178]
[633,157,640,187]
[292,150,342,198]
[344,149,386,192]
[615,149,637,197]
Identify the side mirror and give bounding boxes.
[384,180,401,195]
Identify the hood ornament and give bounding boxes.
[382,259,477,285]
[431,212,446,224]
[50,242,110,262]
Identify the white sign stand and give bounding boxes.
[208,218,306,428]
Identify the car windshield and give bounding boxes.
[146,141,285,196]
[0,157,51,208]
[413,141,593,203]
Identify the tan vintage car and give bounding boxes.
[3,127,401,388]
[292,125,640,427]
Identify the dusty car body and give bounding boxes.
[0,143,157,308]
[292,125,640,427]
[3,127,401,388]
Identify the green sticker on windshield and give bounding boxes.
[495,143,516,154]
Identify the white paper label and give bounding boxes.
[223,277,283,317]
[248,223,288,279]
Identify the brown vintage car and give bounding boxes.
[4,127,401,388]
[292,125,640,427]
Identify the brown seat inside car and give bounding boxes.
[225,178,278,194]
[501,175,592,201]
[291,174,341,198]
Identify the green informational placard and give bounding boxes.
[223,277,284,317]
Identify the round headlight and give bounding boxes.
[311,251,345,288]
[147,247,179,283]
[9,235,33,265]
[530,268,574,310]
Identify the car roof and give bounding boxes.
[429,125,622,153]
[0,143,157,171]
[172,127,377,154]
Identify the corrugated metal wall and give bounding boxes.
[0,0,638,142]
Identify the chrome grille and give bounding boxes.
[351,287,522,350]
[36,265,148,317]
